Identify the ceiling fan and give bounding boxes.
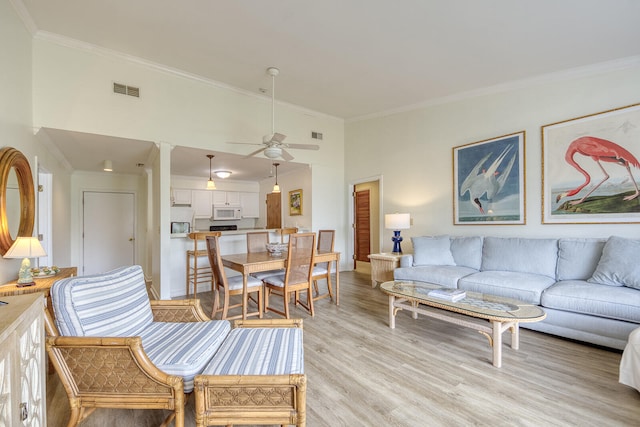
[228,67,319,161]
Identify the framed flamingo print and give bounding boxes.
[453,131,526,225]
[542,103,640,224]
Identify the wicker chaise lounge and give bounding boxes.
[45,265,232,427]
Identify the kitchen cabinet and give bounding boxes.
[212,191,240,206]
[172,188,192,206]
[240,192,260,218]
[0,293,46,426]
[192,190,212,218]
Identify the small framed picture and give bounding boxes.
[289,189,302,216]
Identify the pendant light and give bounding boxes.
[206,154,216,190]
[272,162,281,193]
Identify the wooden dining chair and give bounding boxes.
[263,232,316,319]
[277,227,298,243]
[312,229,335,301]
[206,235,263,320]
[246,231,286,280]
[186,231,220,297]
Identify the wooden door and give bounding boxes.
[266,192,282,229]
[82,191,135,275]
[354,189,371,267]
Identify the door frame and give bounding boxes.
[348,174,383,271]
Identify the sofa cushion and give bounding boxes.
[202,327,304,375]
[140,320,231,393]
[556,238,606,281]
[481,237,558,279]
[588,236,640,289]
[542,280,640,323]
[458,271,556,305]
[51,265,153,337]
[394,265,477,289]
[411,236,455,266]
[450,236,483,270]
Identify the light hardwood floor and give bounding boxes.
[47,271,640,426]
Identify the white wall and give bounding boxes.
[257,167,313,231]
[0,0,72,283]
[346,64,640,253]
[31,36,346,292]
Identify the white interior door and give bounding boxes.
[83,191,135,275]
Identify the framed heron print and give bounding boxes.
[453,131,526,225]
[542,103,640,224]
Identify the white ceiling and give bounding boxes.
[15,0,640,177]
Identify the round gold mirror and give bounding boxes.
[0,147,35,255]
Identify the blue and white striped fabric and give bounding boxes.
[51,265,154,337]
[140,320,231,393]
[203,328,304,376]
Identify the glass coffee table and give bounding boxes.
[380,280,546,367]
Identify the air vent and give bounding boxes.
[113,82,140,98]
[311,131,323,140]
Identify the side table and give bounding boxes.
[0,267,77,317]
[368,253,404,288]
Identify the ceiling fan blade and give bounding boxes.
[286,143,320,150]
[227,141,263,146]
[243,147,267,159]
[270,132,287,143]
[280,149,294,161]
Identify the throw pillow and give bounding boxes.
[588,236,640,289]
[411,235,455,266]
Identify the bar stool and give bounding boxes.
[276,227,298,243]
[186,231,221,297]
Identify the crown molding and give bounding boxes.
[9,0,37,35]
[347,55,640,123]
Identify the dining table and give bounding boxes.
[221,250,341,319]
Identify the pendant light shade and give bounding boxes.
[206,154,216,190]
[272,162,281,193]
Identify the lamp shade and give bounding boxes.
[385,213,411,230]
[3,236,47,259]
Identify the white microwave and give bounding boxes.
[212,206,242,220]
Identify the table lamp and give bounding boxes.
[3,236,47,287]
[385,213,411,254]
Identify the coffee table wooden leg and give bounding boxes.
[511,322,520,350]
[492,320,503,368]
[388,295,396,329]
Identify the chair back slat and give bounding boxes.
[246,231,269,253]
[285,233,315,286]
[206,235,227,289]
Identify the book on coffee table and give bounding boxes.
[427,288,466,302]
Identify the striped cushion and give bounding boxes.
[203,328,304,376]
[140,320,231,393]
[51,265,153,337]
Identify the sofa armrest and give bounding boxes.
[46,335,184,423]
[234,318,303,329]
[150,299,210,322]
[399,254,414,268]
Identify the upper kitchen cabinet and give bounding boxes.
[240,192,259,218]
[171,188,192,206]
[212,191,240,206]
[192,190,213,218]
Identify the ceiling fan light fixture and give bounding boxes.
[214,170,232,179]
[206,154,216,190]
[264,146,282,159]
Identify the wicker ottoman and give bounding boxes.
[194,319,306,427]
[620,327,640,392]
